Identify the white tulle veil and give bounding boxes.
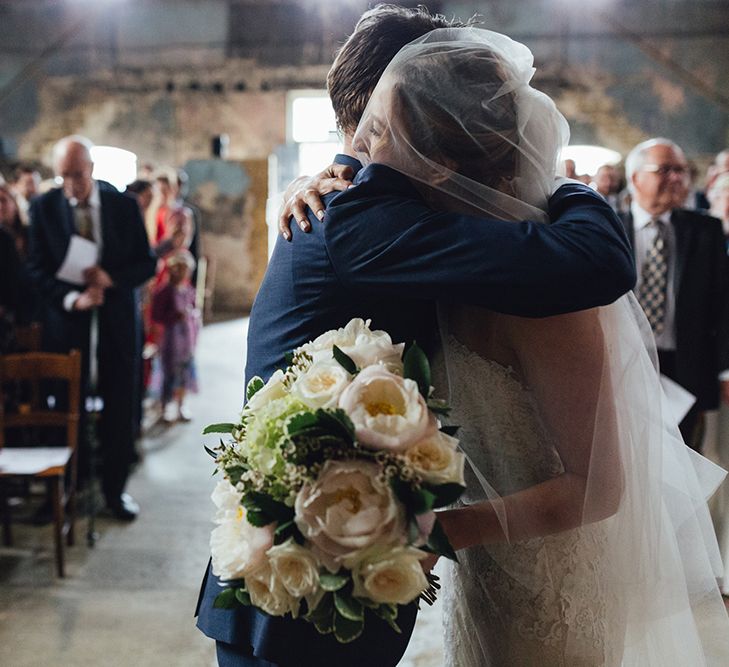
[354,27,729,665]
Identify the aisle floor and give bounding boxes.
[0,319,443,667]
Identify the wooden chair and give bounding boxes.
[0,350,81,577]
[14,322,42,352]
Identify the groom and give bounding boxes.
[196,6,636,666]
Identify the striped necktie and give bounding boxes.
[637,219,669,336]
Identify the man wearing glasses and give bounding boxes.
[621,138,729,448]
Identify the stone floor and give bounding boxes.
[0,318,443,667]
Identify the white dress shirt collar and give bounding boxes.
[631,201,671,230]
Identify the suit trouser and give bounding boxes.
[49,308,138,503]
[216,642,277,667]
[657,349,702,450]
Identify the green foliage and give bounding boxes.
[235,589,252,606]
[440,424,460,437]
[403,343,431,398]
[371,603,401,633]
[246,376,265,401]
[204,445,218,460]
[334,612,364,643]
[334,590,364,621]
[426,398,451,416]
[319,571,349,592]
[213,588,238,609]
[241,492,294,527]
[306,593,335,634]
[332,345,358,375]
[202,422,236,435]
[426,517,459,562]
[428,482,467,509]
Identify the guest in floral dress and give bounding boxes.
[151,249,200,422]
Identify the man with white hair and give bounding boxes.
[27,135,156,519]
[621,137,729,447]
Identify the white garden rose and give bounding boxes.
[209,481,274,581]
[267,538,321,600]
[338,365,436,452]
[404,431,466,485]
[294,460,405,572]
[245,369,287,412]
[352,547,428,605]
[246,562,300,617]
[289,360,352,409]
[301,318,405,372]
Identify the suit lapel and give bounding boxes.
[671,210,691,297]
[620,211,635,249]
[99,189,112,265]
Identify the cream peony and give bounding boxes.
[338,365,436,452]
[294,460,405,572]
[404,431,466,485]
[289,360,352,409]
[267,538,322,600]
[246,562,300,617]
[209,480,274,581]
[352,547,428,605]
[301,318,405,373]
[245,369,287,412]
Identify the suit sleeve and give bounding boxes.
[324,167,637,318]
[709,219,729,374]
[26,197,79,308]
[106,197,157,289]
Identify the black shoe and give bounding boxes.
[107,493,140,521]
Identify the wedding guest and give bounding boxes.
[151,249,199,422]
[27,135,156,520]
[592,163,622,211]
[621,138,729,448]
[563,158,577,179]
[11,165,41,226]
[0,183,38,325]
[708,173,729,235]
[151,172,174,243]
[172,168,201,285]
[125,179,154,217]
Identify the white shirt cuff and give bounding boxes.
[719,370,729,382]
[63,290,81,312]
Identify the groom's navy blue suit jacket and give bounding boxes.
[196,155,636,666]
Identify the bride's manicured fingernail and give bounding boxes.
[299,220,310,232]
[316,210,324,220]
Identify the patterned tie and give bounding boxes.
[74,203,93,241]
[637,219,669,336]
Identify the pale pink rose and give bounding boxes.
[338,365,436,452]
[294,460,406,572]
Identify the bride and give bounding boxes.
[350,28,729,666]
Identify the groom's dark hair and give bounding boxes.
[327,4,473,135]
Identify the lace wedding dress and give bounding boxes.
[440,336,620,667]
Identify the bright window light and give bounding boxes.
[561,145,622,176]
[90,145,137,191]
[290,94,338,143]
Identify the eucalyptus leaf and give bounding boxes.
[334,591,364,621]
[204,445,218,460]
[202,422,236,435]
[412,487,436,515]
[403,343,431,398]
[319,572,349,592]
[333,611,364,643]
[332,345,358,375]
[246,376,265,400]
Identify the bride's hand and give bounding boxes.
[278,164,354,240]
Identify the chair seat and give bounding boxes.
[0,447,73,476]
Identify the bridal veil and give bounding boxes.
[353,27,729,665]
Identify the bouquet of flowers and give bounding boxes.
[204,318,465,643]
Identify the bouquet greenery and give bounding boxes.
[205,318,465,643]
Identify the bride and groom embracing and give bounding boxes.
[197,5,729,666]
